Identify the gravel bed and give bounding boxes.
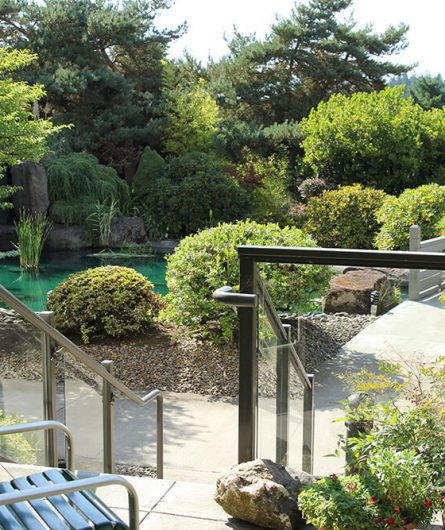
[115,463,157,478]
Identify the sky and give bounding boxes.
[157,0,445,75]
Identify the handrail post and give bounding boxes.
[238,255,258,463]
[102,360,115,474]
[39,311,58,468]
[409,225,421,301]
[156,394,164,479]
[302,374,315,474]
[276,324,290,465]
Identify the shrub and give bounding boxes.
[46,153,130,225]
[301,86,445,193]
[132,147,166,199]
[163,220,332,341]
[304,185,388,249]
[375,184,445,250]
[297,177,330,201]
[140,153,249,238]
[47,266,161,343]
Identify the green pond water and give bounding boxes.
[0,251,168,312]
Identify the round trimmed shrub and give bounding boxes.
[303,184,388,249]
[47,266,161,343]
[163,220,332,342]
[375,183,445,250]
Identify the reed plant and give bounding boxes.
[88,199,118,246]
[15,210,52,271]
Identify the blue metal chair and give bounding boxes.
[0,421,139,529]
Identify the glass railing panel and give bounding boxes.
[257,296,280,461]
[287,354,305,470]
[61,349,104,472]
[0,301,46,465]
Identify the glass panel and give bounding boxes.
[287,356,304,470]
[257,297,278,461]
[0,302,46,465]
[62,349,103,472]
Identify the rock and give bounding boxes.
[46,224,92,250]
[108,217,147,248]
[215,459,315,530]
[343,267,409,288]
[10,161,49,216]
[323,269,392,315]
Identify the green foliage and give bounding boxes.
[375,184,445,250]
[0,409,37,465]
[301,87,445,193]
[47,266,161,343]
[0,0,183,168]
[132,147,166,199]
[208,0,409,133]
[411,75,445,110]
[15,211,52,271]
[304,185,388,249]
[298,451,438,529]
[139,153,249,238]
[87,199,119,247]
[46,153,130,225]
[232,150,292,224]
[164,78,220,156]
[297,177,330,201]
[163,220,332,342]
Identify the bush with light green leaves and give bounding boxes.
[163,220,332,342]
[304,184,388,249]
[375,184,445,250]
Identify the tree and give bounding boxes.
[0,46,60,208]
[209,0,410,131]
[0,0,183,171]
[410,75,445,110]
[164,78,221,156]
[300,87,445,193]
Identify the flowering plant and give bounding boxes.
[298,449,439,530]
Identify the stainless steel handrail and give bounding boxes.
[0,284,163,478]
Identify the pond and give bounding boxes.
[0,250,168,312]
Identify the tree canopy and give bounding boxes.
[0,0,183,170]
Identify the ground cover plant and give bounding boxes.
[163,220,332,342]
[47,266,162,343]
[304,185,388,249]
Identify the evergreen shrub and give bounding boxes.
[163,220,332,342]
[132,147,166,199]
[375,184,445,250]
[47,266,161,343]
[304,184,388,249]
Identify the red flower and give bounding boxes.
[369,496,378,503]
[346,483,356,490]
[329,473,337,478]
[375,517,382,524]
[423,500,433,507]
[385,518,395,526]
[393,507,400,513]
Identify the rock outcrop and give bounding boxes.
[323,269,393,315]
[10,161,49,216]
[109,217,147,248]
[215,459,314,530]
[46,224,92,250]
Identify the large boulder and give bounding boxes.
[10,161,49,216]
[108,217,147,248]
[215,459,315,530]
[46,224,92,250]
[323,269,393,315]
[0,225,17,250]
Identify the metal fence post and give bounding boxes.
[102,360,115,474]
[409,225,421,300]
[276,324,290,465]
[302,374,315,474]
[39,311,58,468]
[238,255,258,463]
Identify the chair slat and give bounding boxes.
[0,481,46,530]
[0,505,23,530]
[28,473,94,530]
[12,477,70,530]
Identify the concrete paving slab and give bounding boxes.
[140,512,262,529]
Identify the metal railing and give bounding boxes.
[214,245,445,474]
[0,285,163,478]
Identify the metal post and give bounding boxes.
[409,225,421,300]
[302,374,314,474]
[276,324,290,465]
[39,311,58,468]
[102,360,115,474]
[156,393,164,479]
[238,256,258,463]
